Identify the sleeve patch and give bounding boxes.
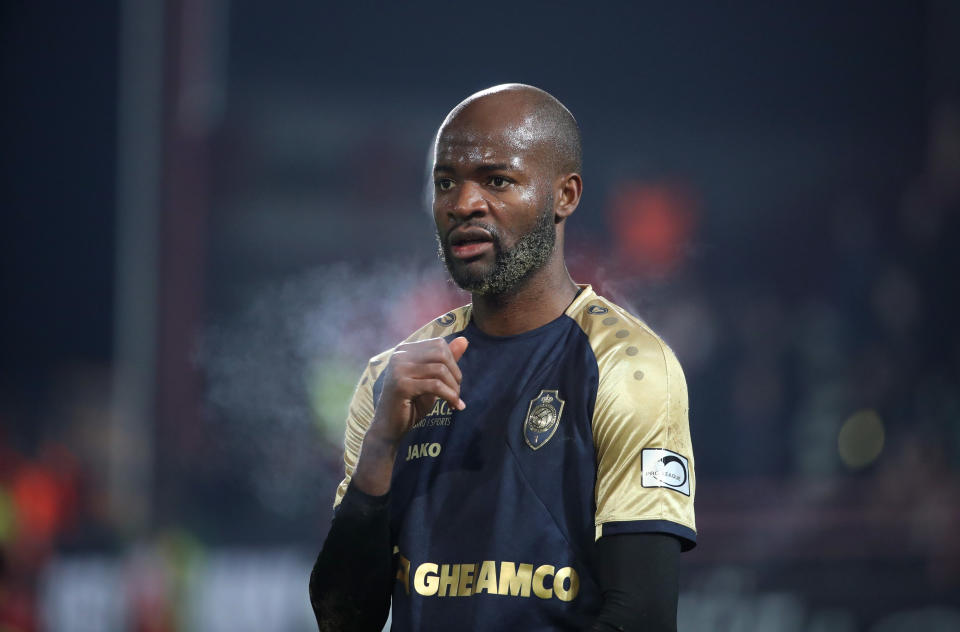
[641,448,691,496]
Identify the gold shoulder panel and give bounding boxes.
[401,303,473,344]
[567,286,696,540]
[333,303,472,507]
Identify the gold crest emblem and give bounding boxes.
[524,390,564,450]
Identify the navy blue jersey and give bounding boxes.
[334,285,696,631]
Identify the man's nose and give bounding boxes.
[451,181,487,219]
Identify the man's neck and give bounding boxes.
[469,263,579,337]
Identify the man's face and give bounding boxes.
[432,106,557,296]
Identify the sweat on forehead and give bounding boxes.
[436,84,582,175]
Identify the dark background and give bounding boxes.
[2,1,959,630]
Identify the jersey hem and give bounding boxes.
[597,519,697,551]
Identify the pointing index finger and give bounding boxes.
[433,336,466,383]
[448,336,469,362]
[447,336,468,408]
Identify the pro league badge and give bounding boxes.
[524,390,565,450]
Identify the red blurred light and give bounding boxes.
[11,465,62,541]
[608,182,697,276]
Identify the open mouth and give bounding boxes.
[448,227,495,259]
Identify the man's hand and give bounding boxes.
[352,336,468,495]
[371,336,468,442]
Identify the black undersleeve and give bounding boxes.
[309,483,392,632]
[587,533,681,632]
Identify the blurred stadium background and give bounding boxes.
[2,1,959,630]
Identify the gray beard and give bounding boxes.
[436,203,556,296]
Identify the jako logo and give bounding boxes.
[406,442,442,461]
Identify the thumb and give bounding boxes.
[448,336,469,362]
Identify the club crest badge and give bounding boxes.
[524,390,565,450]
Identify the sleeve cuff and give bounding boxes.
[337,480,391,517]
[599,519,697,551]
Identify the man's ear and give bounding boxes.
[555,173,583,222]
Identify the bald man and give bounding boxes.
[310,85,696,631]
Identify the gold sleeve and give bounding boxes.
[332,349,391,508]
[592,337,696,543]
[567,287,696,547]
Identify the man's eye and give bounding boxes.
[435,179,454,191]
[489,176,510,188]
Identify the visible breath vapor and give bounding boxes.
[197,260,466,516]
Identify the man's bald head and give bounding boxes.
[431,84,585,297]
[437,84,582,176]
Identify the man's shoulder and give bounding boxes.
[401,303,473,345]
[566,286,683,382]
[362,303,473,381]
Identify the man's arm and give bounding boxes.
[582,320,695,630]
[310,336,469,631]
[351,336,468,495]
[588,533,681,632]
[309,484,392,631]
